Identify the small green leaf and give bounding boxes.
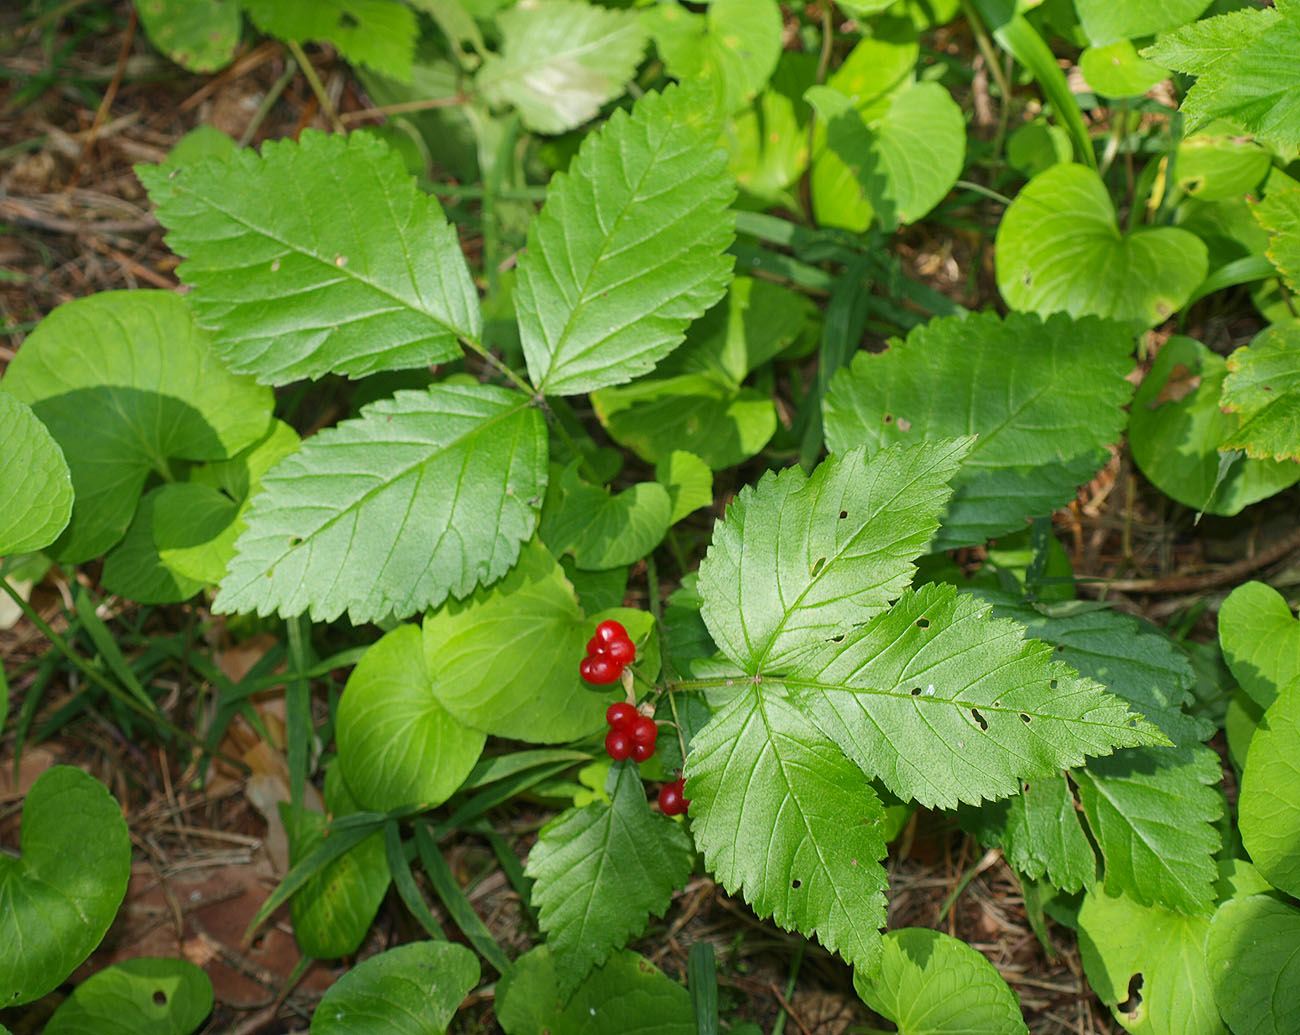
[726,52,815,203]
[241,0,417,80]
[1221,322,1300,461]
[526,762,694,995]
[135,0,241,73]
[476,0,647,134]
[1176,127,1271,201]
[1219,581,1300,710]
[140,131,481,384]
[515,85,736,395]
[310,941,480,1034]
[0,393,72,555]
[540,468,672,570]
[1252,188,1300,294]
[1238,675,1300,898]
[337,624,486,812]
[1079,40,1169,99]
[1206,895,1300,1035]
[853,927,1028,1033]
[0,767,131,1007]
[100,487,211,604]
[215,384,546,623]
[656,450,713,524]
[44,957,213,1035]
[996,164,1207,327]
[1076,0,1211,46]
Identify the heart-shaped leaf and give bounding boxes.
[0,392,72,555]
[1219,581,1300,710]
[44,957,213,1035]
[0,766,131,1007]
[1207,895,1300,1035]
[1239,675,1300,898]
[996,164,1207,327]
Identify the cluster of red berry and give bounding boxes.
[580,620,636,685]
[604,702,657,762]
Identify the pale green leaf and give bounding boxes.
[1219,581,1300,711]
[135,0,241,72]
[0,291,272,563]
[1079,41,1169,99]
[241,0,416,80]
[1077,886,1223,1035]
[1206,895,1300,1035]
[526,762,694,995]
[0,394,72,555]
[515,86,735,395]
[1252,188,1300,294]
[656,450,713,524]
[853,928,1028,1034]
[476,0,646,134]
[1176,127,1271,201]
[1239,675,1300,899]
[726,52,815,203]
[139,131,481,384]
[686,685,889,970]
[44,958,213,1035]
[1221,322,1300,461]
[540,466,672,570]
[337,624,486,812]
[824,311,1134,549]
[996,164,1207,327]
[1076,0,1211,47]
[215,384,546,623]
[699,439,972,673]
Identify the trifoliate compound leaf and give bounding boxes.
[853,927,1028,1034]
[656,450,712,524]
[699,439,971,674]
[0,393,72,555]
[0,291,272,563]
[1239,675,1300,899]
[476,0,646,134]
[996,164,1207,327]
[337,624,486,812]
[793,583,1166,809]
[1221,322,1300,461]
[1206,895,1300,1035]
[311,940,480,1035]
[686,685,889,971]
[215,384,546,623]
[1252,189,1300,294]
[44,957,213,1035]
[241,0,417,81]
[1077,886,1223,1035]
[644,0,782,116]
[1176,127,1272,201]
[139,131,481,384]
[0,767,131,1007]
[496,947,696,1035]
[1144,2,1300,153]
[1076,0,1211,47]
[1074,742,1223,915]
[526,762,694,996]
[1219,581,1300,711]
[516,86,735,395]
[100,487,211,605]
[539,466,672,570]
[1129,336,1300,516]
[824,311,1134,549]
[134,0,241,73]
[1079,40,1169,99]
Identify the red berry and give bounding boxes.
[606,637,635,665]
[579,657,596,682]
[582,655,621,684]
[658,780,689,816]
[606,702,637,729]
[591,620,628,649]
[630,739,655,763]
[605,728,633,761]
[629,715,658,746]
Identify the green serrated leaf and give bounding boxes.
[540,467,672,570]
[996,164,1207,327]
[44,957,213,1035]
[1219,581,1300,711]
[686,685,889,970]
[1220,322,1300,462]
[1239,675,1300,899]
[215,384,546,623]
[310,941,480,1034]
[476,0,647,134]
[242,0,417,80]
[1076,0,1211,47]
[526,762,693,995]
[824,311,1134,549]
[853,927,1028,1034]
[516,86,736,395]
[1206,895,1300,1035]
[1252,188,1300,294]
[0,291,272,563]
[139,131,481,384]
[0,393,72,556]
[337,624,486,812]
[134,0,241,73]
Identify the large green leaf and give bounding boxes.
[1144,2,1300,154]
[1252,188,1300,294]
[1219,581,1300,711]
[515,86,736,395]
[0,393,72,555]
[824,311,1134,549]
[337,624,485,812]
[526,762,694,995]
[853,928,1028,1034]
[1221,322,1300,461]
[311,941,480,1035]
[1239,676,1300,899]
[134,0,241,72]
[0,291,271,563]
[241,0,416,80]
[44,958,213,1035]
[1077,886,1223,1035]
[139,131,481,384]
[686,684,890,971]
[1075,0,1211,46]
[0,767,131,1007]
[703,441,970,673]
[476,0,646,134]
[996,164,1207,327]
[214,384,546,623]
[1206,895,1300,1035]
[1129,336,1300,516]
